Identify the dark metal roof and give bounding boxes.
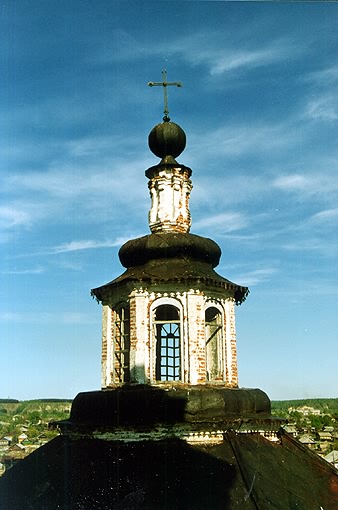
[59,386,275,429]
[1,429,337,509]
[91,233,249,305]
[91,259,249,305]
[119,233,220,268]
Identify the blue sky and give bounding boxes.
[1,1,336,401]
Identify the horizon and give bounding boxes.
[2,1,336,401]
[1,396,337,404]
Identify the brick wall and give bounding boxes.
[101,288,239,388]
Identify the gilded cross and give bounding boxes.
[148,69,182,121]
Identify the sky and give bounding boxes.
[1,1,336,401]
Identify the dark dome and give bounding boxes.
[119,233,221,269]
[148,121,186,159]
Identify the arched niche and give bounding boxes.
[205,303,224,382]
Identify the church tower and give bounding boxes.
[3,74,337,510]
[91,74,248,391]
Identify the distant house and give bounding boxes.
[301,406,322,416]
[317,431,332,442]
[9,443,25,452]
[7,443,26,461]
[298,434,316,450]
[283,425,297,437]
[0,437,10,446]
[17,433,28,444]
[0,437,11,450]
[324,451,338,470]
[288,406,321,416]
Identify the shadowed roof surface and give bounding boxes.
[1,430,337,510]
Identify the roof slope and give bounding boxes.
[0,430,337,510]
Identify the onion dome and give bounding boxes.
[119,233,221,268]
[148,120,186,164]
[91,233,249,305]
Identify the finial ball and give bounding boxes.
[148,121,186,159]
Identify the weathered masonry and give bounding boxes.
[91,117,248,390]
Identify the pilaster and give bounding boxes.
[129,290,150,384]
[148,167,192,233]
[101,305,112,389]
[186,292,206,384]
[224,299,238,387]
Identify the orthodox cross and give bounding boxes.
[148,69,182,121]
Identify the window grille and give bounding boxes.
[154,305,181,381]
[113,306,130,383]
[205,306,223,381]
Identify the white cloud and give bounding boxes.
[204,44,293,76]
[281,237,336,257]
[7,168,99,198]
[230,267,278,287]
[60,312,97,325]
[305,92,337,121]
[91,29,148,63]
[5,150,149,200]
[192,176,252,208]
[65,133,142,158]
[0,198,64,235]
[50,237,130,254]
[273,174,309,191]
[0,312,20,321]
[184,35,300,77]
[305,65,337,86]
[93,29,300,79]
[1,267,45,275]
[272,173,336,200]
[0,152,150,237]
[310,207,338,223]
[0,311,96,324]
[0,206,31,228]
[301,65,337,122]
[56,260,85,271]
[188,121,302,161]
[194,212,248,234]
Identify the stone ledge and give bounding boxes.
[54,385,283,435]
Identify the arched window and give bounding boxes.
[153,304,181,381]
[205,306,223,381]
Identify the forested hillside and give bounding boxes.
[271,398,338,418]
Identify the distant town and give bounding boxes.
[271,398,338,468]
[0,399,71,475]
[0,398,337,476]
